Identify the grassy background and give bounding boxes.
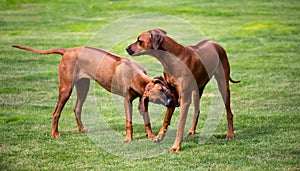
[1,0,299,170]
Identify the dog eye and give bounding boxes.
[137,39,143,45]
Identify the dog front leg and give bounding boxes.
[170,94,191,152]
[138,95,155,140]
[155,106,176,142]
[142,112,156,140]
[123,98,133,143]
[155,90,178,142]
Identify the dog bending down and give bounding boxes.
[126,28,240,151]
[13,45,173,142]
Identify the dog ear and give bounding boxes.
[138,96,149,115]
[153,76,168,88]
[138,82,152,114]
[153,76,165,84]
[149,29,166,50]
[154,28,167,35]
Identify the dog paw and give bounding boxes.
[153,137,161,143]
[79,128,89,132]
[51,133,61,138]
[147,134,157,140]
[226,133,235,140]
[187,130,196,136]
[122,137,133,143]
[169,146,180,152]
[153,133,165,142]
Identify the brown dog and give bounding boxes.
[126,28,240,151]
[13,45,173,142]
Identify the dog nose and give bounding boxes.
[166,98,173,107]
[126,46,132,55]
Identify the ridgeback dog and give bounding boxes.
[13,45,173,142]
[126,28,240,151]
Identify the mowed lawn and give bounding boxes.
[1,0,299,170]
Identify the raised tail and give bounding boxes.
[12,45,66,55]
[229,77,241,83]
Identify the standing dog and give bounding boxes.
[13,45,173,142]
[126,28,240,151]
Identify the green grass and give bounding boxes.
[1,0,299,170]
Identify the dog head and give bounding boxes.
[138,76,172,114]
[126,28,167,56]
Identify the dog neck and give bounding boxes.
[159,36,187,57]
[149,36,190,64]
[131,73,152,96]
[148,36,191,76]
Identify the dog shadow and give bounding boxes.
[183,124,277,147]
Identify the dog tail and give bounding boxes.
[229,77,241,83]
[12,45,66,55]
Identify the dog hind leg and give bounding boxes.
[214,65,235,140]
[123,98,133,143]
[74,78,90,132]
[51,84,73,138]
[187,88,204,135]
